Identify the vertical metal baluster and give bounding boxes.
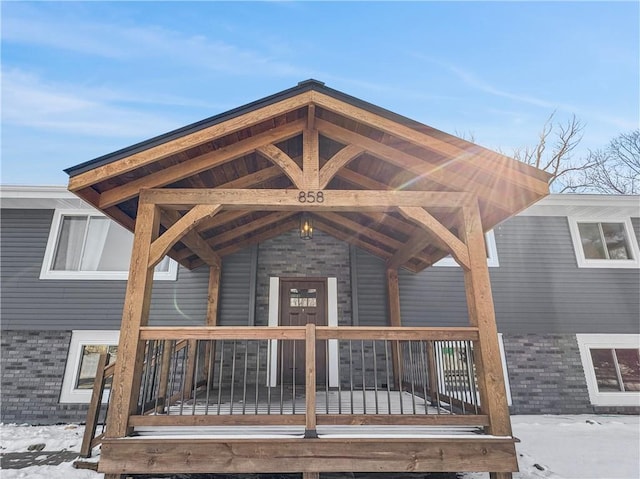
[361,340,367,414]
[179,343,187,416]
[167,341,177,415]
[192,341,200,415]
[446,341,455,415]
[216,340,225,415]
[397,341,404,415]
[205,340,213,415]
[325,340,330,415]
[279,340,284,415]
[154,340,162,413]
[466,341,479,414]
[372,340,379,415]
[458,341,466,414]
[408,342,416,415]
[337,341,342,415]
[230,340,237,415]
[242,340,249,415]
[420,341,429,414]
[267,340,272,414]
[434,341,442,415]
[384,340,392,414]
[292,340,296,415]
[348,340,354,414]
[255,340,260,414]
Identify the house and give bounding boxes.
[1,80,638,478]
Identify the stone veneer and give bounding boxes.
[1,330,89,424]
[254,229,352,327]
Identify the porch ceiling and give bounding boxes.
[65,80,551,272]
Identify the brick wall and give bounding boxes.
[1,330,89,424]
[255,229,352,326]
[503,333,640,415]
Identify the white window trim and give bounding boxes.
[433,230,499,267]
[40,209,178,280]
[576,334,640,407]
[568,217,640,269]
[60,330,120,403]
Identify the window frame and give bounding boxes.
[60,330,120,403]
[433,230,499,267]
[576,334,640,407]
[568,217,640,269]
[40,209,178,280]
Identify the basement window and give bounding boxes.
[569,218,640,268]
[60,330,119,403]
[41,210,177,280]
[577,334,640,407]
[433,230,499,267]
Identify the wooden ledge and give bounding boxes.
[99,436,518,474]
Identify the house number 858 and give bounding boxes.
[298,191,324,203]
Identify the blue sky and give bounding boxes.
[2,1,638,185]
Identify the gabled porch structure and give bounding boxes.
[66,80,550,478]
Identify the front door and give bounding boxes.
[279,279,327,385]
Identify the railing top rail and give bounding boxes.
[138,326,479,341]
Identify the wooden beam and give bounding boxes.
[398,206,470,270]
[106,201,159,438]
[69,93,312,191]
[460,199,513,438]
[206,265,221,326]
[214,165,282,189]
[148,205,222,268]
[312,90,550,192]
[256,144,304,189]
[161,209,221,268]
[214,219,298,258]
[302,128,320,189]
[98,120,304,208]
[318,145,364,189]
[387,227,437,270]
[305,323,317,437]
[335,168,391,190]
[207,212,297,248]
[317,119,516,213]
[307,104,316,130]
[141,188,472,210]
[313,218,392,261]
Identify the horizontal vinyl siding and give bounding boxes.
[0,209,248,330]
[218,247,254,326]
[491,216,640,334]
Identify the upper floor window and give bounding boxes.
[41,210,177,280]
[568,217,640,268]
[434,230,499,267]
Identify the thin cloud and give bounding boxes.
[2,69,182,138]
[1,5,305,77]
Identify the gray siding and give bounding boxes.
[355,215,640,334]
[0,209,249,330]
[218,246,255,326]
[352,247,388,326]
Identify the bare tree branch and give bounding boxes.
[582,130,640,195]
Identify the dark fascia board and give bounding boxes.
[64,79,440,178]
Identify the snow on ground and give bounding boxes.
[1,415,638,479]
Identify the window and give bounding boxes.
[434,230,499,267]
[569,217,640,268]
[41,210,178,280]
[577,334,640,407]
[60,331,119,403]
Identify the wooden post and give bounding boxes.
[204,265,221,391]
[156,340,173,413]
[305,323,318,438]
[425,341,439,406]
[460,200,512,439]
[80,352,110,457]
[106,201,160,438]
[386,268,403,389]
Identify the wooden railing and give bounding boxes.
[82,326,487,455]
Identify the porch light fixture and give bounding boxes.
[299,214,313,240]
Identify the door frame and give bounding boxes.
[268,276,339,387]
